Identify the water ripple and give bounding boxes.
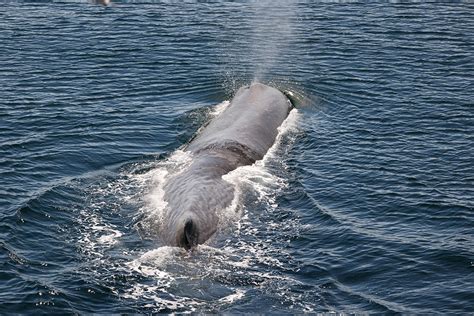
[1,1,473,314]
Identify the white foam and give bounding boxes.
[77,208,124,257]
[218,289,246,304]
[122,284,198,312]
[98,229,123,245]
[126,247,180,277]
[123,246,212,312]
[209,100,230,117]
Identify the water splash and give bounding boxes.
[71,99,305,312]
[120,106,302,310]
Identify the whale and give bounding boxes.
[160,83,293,250]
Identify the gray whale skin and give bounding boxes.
[161,83,292,250]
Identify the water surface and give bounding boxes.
[0,1,473,313]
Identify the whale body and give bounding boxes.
[160,83,292,249]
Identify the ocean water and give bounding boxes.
[1,1,473,313]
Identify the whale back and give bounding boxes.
[161,157,234,248]
[187,83,292,158]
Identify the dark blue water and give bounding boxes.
[1,1,473,313]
